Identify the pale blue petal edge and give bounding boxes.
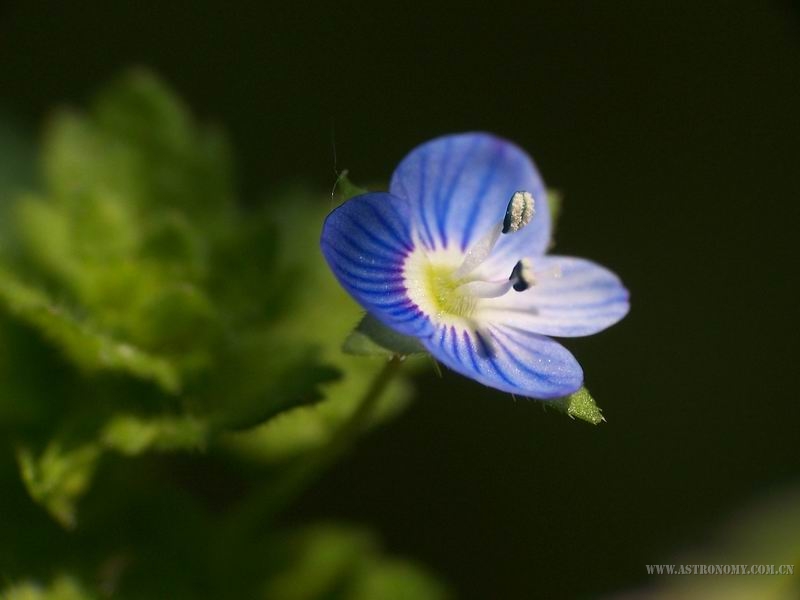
[479,256,630,337]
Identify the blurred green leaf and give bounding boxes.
[222,190,418,462]
[0,116,37,256]
[100,413,208,455]
[0,267,181,393]
[550,386,605,425]
[606,486,800,600]
[264,525,376,600]
[44,69,235,230]
[190,334,340,432]
[343,314,426,357]
[0,73,448,596]
[6,69,241,380]
[17,407,209,529]
[16,441,101,529]
[264,524,450,600]
[348,559,451,600]
[0,315,73,429]
[0,575,96,600]
[208,211,285,323]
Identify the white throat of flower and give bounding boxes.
[404,191,546,326]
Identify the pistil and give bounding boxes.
[454,191,535,278]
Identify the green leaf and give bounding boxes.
[0,73,450,596]
[207,210,285,323]
[44,68,235,229]
[9,69,234,377]
[0,116,36,195]
[549,386,605,425]
[16,442,102,529]
[0,116,37,256]
[0,575,97,600]
[348,559,452,600]
[0,267,181,393]
[264,525,376,600]
[222,191,418,462]
[0,314,69,429]
[343,314,426,357]
[17,410,210,527]
[189,334,340,432]
[100,413,209,455]
[264,524,451,600]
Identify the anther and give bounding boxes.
[509,258,535,291]
[454,191,536,279]
[457,258,536,299]
[502,191,535,234]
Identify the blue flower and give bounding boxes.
[321,133,629,399]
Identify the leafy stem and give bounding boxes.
[215,355,404,558]
[262,353,403,516]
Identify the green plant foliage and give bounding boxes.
[0,70,446,599]
[263,524,451,600]
[0,117,37,256]
[0,575,96,600]
[12,70,232,379]
[16,442,101,529]
[0,267,180,392]
[0,69,602,598]
[99,413,208,455]
[343,313,427,357]
[0,71,363,516]
[220,186,419,463]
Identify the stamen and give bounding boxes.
[453,223,502,279]
[454,191,536,278]
[503,191,535,233]
[458,258,535,298]
[457,278,513,299]
[509,258,535,291]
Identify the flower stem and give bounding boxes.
[264,354,403,514]
[218,355,403,547]
[328,353,403,452]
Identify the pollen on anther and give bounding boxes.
[502,191,535,234]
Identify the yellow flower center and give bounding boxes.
[404,247,480,325]
[423,263,478,319]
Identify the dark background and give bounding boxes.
[1,1,798,598]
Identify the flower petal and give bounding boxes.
[422,322,583,399]
[478,256,630,337]
[389,132,551,258]
[321,192,433,337]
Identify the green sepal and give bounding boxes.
[549,386,605,425]
[546,188,562,239]
[343,314,426,357]
[333,171,368,204]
